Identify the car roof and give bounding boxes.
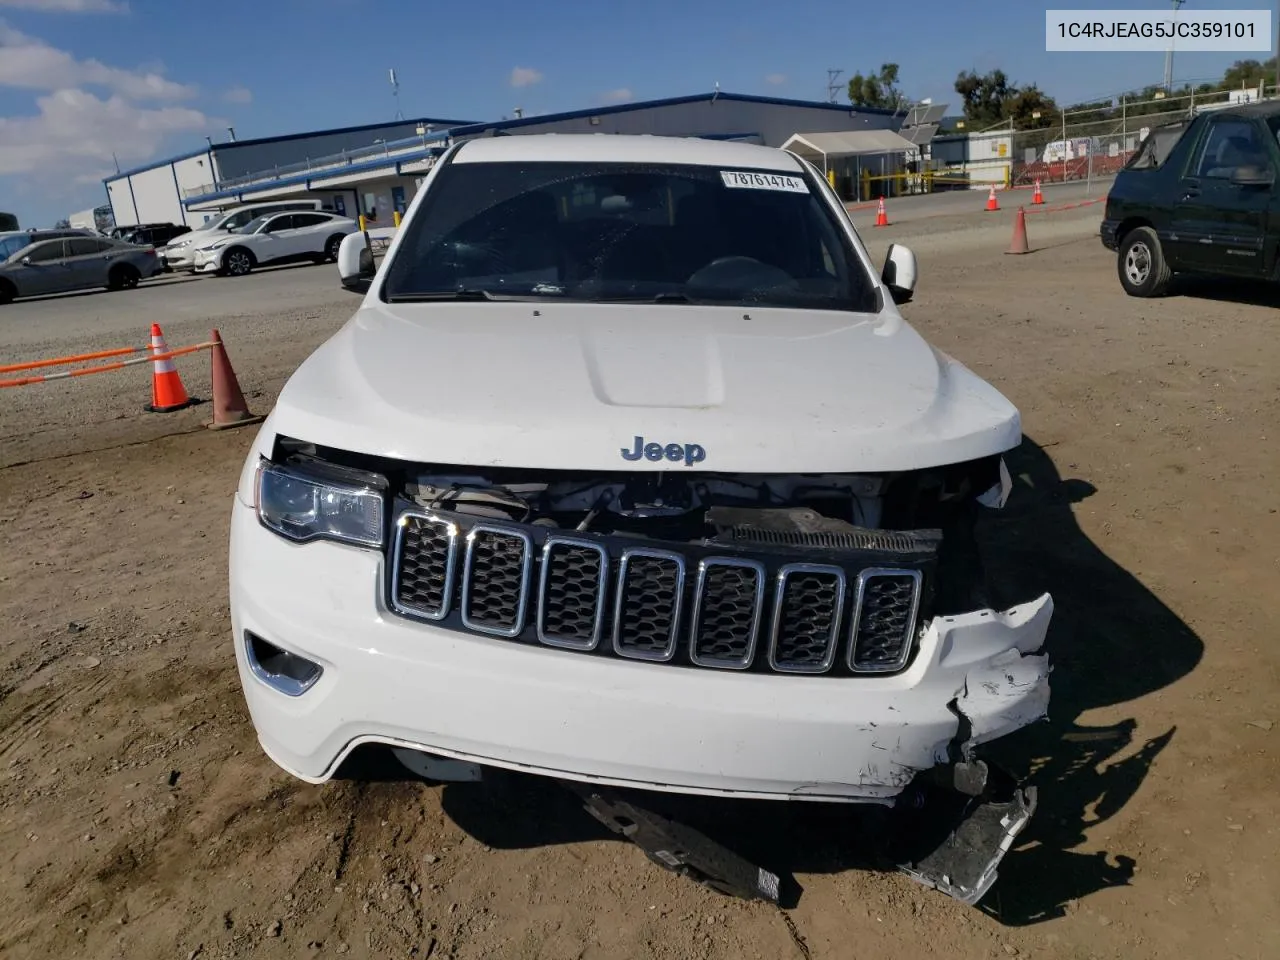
[1207,100,1280,121]
[452,133,805,172]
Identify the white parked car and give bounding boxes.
[230,134,1054,904]
[191,211,358,276]
[160,200,323,271]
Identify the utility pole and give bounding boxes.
[389,68,404,121]
[826,69,844,103]
[1163,0,1185,92]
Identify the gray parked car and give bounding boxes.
[0,235,164,303]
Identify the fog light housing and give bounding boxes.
[245,631,322,696]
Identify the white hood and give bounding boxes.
[265,301,1020,473]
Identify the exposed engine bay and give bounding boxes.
[276,437,1010,617]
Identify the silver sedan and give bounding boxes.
[0,235,164,304]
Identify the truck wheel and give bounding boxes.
[1118,226,1171,297]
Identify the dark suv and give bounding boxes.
[1101,101,1280,297]
[119,223,191,248]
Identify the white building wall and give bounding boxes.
[129,164,184,225]
[172,153,217,226]
[105,178,138,228]
[68,207,97,230]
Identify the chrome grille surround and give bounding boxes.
[536,536,609,651]
[688,558,766,670]
[460,525,533,638]
[389,504,929,676]
[847,568,923,674]
[390,512,458,621]
[768,563,846,674]
[612,548,686,662]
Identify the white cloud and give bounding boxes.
[0,0,127,11]
[509,66,543,88]
[0,21,194,99]
[601,88,633,103]
[765,73,786,86]
[0,88,211,178]
[222,85,252,104]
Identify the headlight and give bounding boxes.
[255,460,386,548]
[207,240,231,250]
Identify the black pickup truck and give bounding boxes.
[1101,100,1280,297]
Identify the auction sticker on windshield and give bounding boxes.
[720,171,808,193]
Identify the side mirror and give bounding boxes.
[881,243,917,305]
[337,230,376,293]
[1231,164,1274,187]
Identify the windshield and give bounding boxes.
[0,234,34,261]
[380,160,877,311]
[235,215,271,234]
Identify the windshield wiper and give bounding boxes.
[586,292,695,304]
[385,289,500,302]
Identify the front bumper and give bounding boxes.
[229,497,1053,802]
[1100,218,1120,250]
[162,248,197,271]
[192,251,220,273]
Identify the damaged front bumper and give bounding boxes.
[233,497,1054,802]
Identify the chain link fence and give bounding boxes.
[928,87,1255,190]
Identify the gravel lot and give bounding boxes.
[1,202,1277,960]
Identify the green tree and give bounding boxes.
[1220,57,1275,90]
[953,69,1015,128]
[1005,85,1058,128]
[847,63,906,112]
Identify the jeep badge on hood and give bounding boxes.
[621,436,707,466]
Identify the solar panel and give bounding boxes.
[903,103,948,127]
[905,123,939,145]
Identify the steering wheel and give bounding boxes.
[686,256,795,293]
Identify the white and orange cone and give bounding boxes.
[874,197,889,227]
[985,185,1000,212]
[146,322,194,413]
[1032,179,1044,205]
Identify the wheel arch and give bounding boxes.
[1115,216,1156,247]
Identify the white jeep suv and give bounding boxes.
[229,134,1054,903]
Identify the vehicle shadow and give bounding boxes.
[1169,274,1280,307]
[341,436,1201,921]
[9,276,199,305]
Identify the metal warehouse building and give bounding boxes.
[104,92,914,230]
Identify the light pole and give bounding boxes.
[1164,0,1186,92]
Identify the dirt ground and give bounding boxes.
[1,208,1277,959]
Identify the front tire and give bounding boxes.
[1117,226,1171,297]
[224,247,255,277]
[0,280,15,305]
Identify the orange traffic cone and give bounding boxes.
[1031,179,1044,205]
[146,322,194,413]
[1005,207,1030,255]
[985,185,1000,212]
[874,197,889,227]
[207,329,264,430]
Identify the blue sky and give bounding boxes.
[0,0,1268,226]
